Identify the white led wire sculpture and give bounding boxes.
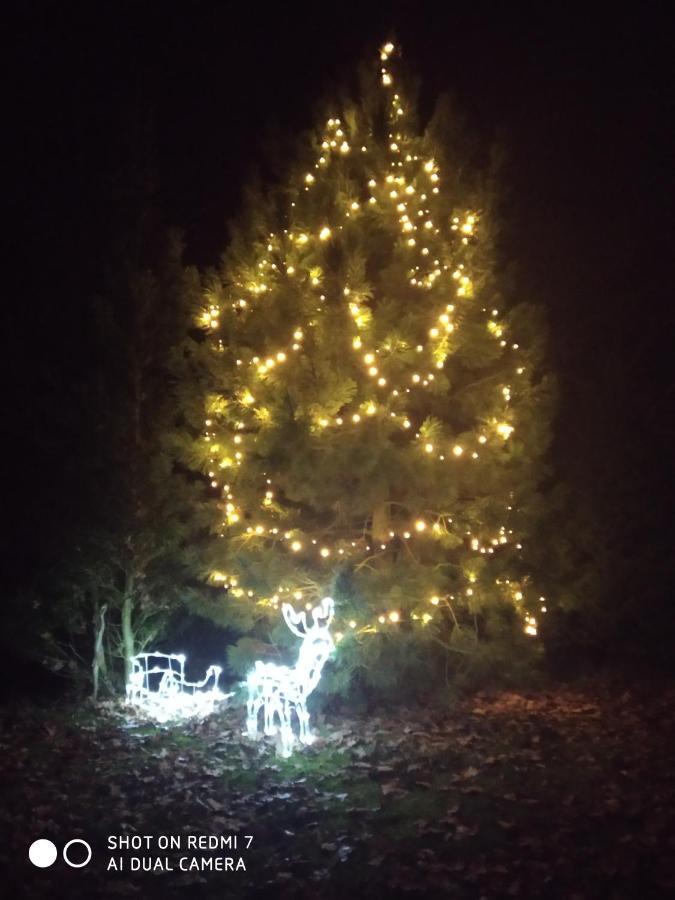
[126,652,230,721]
[246,597,335,757]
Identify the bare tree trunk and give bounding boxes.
[92,599,108,702]
[121,573,136,686]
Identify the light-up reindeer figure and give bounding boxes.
[246,597,334,757]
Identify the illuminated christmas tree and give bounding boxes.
[191,42,554,694]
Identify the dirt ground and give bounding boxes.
[1,682,674,898]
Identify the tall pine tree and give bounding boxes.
[190,42,554,696]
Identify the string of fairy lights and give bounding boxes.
[198,41,545,639]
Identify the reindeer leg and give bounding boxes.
[294,699,304,743]
[247,679,265,738]
[246,682,256,736]
[264,685,279,736]
[297,701,314,745]
[253,698,264,738]
[279,699,294,758]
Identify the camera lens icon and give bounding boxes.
[29,838,92,868]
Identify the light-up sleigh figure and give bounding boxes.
[126,652,231,721]
[246,597,335,757]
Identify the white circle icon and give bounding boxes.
[63,838,92,868]
[29,839,58,868]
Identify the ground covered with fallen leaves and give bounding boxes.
[1,682,674,898]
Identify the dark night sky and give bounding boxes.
[5,2,675,599]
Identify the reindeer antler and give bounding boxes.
[311,597,335,628]
[282,603,309,638]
